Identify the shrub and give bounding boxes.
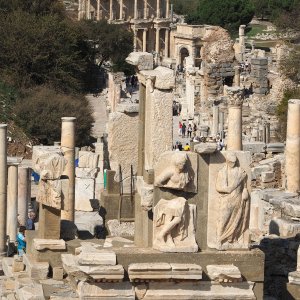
[14,87,94,146]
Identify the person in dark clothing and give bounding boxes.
[182,123,186,137]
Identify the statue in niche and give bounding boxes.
[36,152,67,210]
[155,152,190,190]
[153,197,198,252]
[216,152,250,246]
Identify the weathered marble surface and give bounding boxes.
[207,151,251,250]
[154,151,197,193]
[153,197,198,253]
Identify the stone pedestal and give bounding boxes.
[18,167,31,226]
[61,117,76,221]
[7,164,18,242]
[226,87,243,151]
[38,204,61,240]
[0,124,7,254]
[286,99,300,193]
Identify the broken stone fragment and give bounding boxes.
[206,265,242,282]
[33,239,66,251]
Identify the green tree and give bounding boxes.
[186,0,255,32]
[14,87,94,146]
[171,0,198,15]
[0,10,88,93]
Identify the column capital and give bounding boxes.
[226,87,244,107]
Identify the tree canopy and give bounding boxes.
[185,0,255,32]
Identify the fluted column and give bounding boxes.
[7,164,18,243]
[143,29,148,52]
[155,27,160,54]
[226,87,244,151]
[165,28,170,57]
[61,117,76,222]
[134,0,138,19]
[156,0,161,18]
[109,0,113,20]
[166,0,170,18]
[286,99,300,193]
[144,0,148,19]
[119,0,123,19]
[0,125,7,254]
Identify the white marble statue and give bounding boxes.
[153,197,198,253]
[37,152,67,210]
[155,152,190,190]
[215,152,250,246]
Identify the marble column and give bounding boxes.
[226,87,244,151]
[234,66,241,87]
[156,0,161,18]
[219,111,225,140]
[143,29,147,52]
[155,27,160,54]
[7,164,18,243]
[286,99,300,193]
[166,0,170,18]
[119,0,123,19]
[61,117,76,222]
[212,103,219,137]
[165,28,170,57]
[109,0,113,20]
[239,25,246,61]
[0,124,7,254]
[86,0,91,19]
[144,0,148,19]
[97,0,101,21]
[18,167,31,227]
[133,29,138,52]
[134,0,138,19]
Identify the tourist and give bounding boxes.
[178,142,183,151]
[17,226,26,257]
[26,211,36,230]
[187,124,193,138]
[182,123,186,137]
[193,123,197,137]
[178,121,182,136]
[183,143,190,151]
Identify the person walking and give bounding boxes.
[187,124,193,138]
[178,122,182,136]
[182,123,186,137]
[17,226,26,257]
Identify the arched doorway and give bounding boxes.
[180,47,190,68]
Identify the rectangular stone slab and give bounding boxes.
[77,251,116,266]
[206,264,242,282]
[23,254,49,280]
[33,239,66,251]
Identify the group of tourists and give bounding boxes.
[178,122,197,138]
[173,141,191,152]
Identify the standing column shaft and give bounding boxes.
[87,0,91,19]
[133,30,138,52]
[155,28,160,54]
[212,104,219,137]
[234,66,241,87]
[119,0,123,19]
[219,111,225,139]
[18,167,31,227]
[156,0,160,18]
[226,87,243,151]
[109,0,113,20]
[144,0,148,19]
[286,99,300,193]
[97,0,101,21]
[166,0,170,18]
[239,25,246,61]
[134,0,138,19]
[143,29,147,52]
[0,125,7,254]
[7,165,18,243]
[165,28,169,57]
[61,117,76,222]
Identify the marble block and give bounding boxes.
[76,167,99,179]
[75,178,95,212]
[154,151,198,193]
[33,239,66,251]
[206,265,242,282]
[78,151,99,169]
[23,254,49,280]
[207,151,251,250]
[153,198,198,253]
[77,251,116,266]
[16,284,44,300]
